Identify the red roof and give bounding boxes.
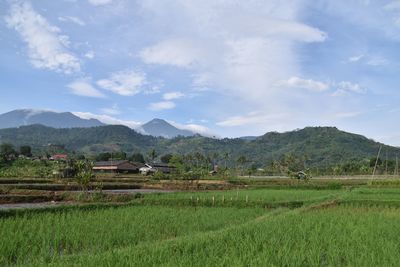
[52,154,68,160]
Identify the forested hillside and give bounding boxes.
[0,124,398,167]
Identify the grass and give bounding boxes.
[139,188,341,205]
[3,183,400,266]
[51,206,400,267]
[0,205,265,266]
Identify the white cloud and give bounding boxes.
[88,0,113,6]
[217,112,288,127]
[139,39,200,68]
[138,1,327,104]
[348,54,364,62]
[97,70,147,96]
[148,101,176,111]
[167,121,214,137]
[84,50,95,59]
[100,104,120,115]
[73,112,142,128]
[67,80,105,98]
[223,15,327,43]
[332,81,366,96]
[58,16,85,26]
[5,2,81,74]
[163,91,184,100]
[278,76,329,92]
[366,57,388,66]
[143,85,161,95]
[347,54,388,66]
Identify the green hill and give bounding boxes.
[0,124,398,167]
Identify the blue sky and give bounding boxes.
[1,0,400,145]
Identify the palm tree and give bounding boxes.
[223,152,230,171]
[237,155,247,176]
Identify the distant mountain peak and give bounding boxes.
[147,118,168,124]
[0,109,105,129]
[140,118,195,138]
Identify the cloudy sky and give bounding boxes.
[1,0,400,145]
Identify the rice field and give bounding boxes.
[2,186,400,266]
[141,188,341,203]
[0,206,265,266]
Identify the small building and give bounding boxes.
[50,154,68,161]
[139,163,177,175]
[150,163,176,174]
[139,164,157,175]
[93,160,144,173]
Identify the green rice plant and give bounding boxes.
[141,188,341,206]
[0,205,265,266]
[51,206,400,267]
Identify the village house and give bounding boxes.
[50,154,68,161]
[93,160,144,174]
[139,163,176,175]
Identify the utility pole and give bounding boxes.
[372,145,382,179]
[385,150,388,176]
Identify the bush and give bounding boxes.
[152,171,169,180]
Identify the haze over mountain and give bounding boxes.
[0,109,105,129]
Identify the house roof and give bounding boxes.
[150,163,176,168]
[52,154,68,158]
[93,161,146,170]
[94,160,129,167]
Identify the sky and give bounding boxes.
[1,0,400,145]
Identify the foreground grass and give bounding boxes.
[0,206,265,266]
[52,206,400,267]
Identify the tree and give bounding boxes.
[113,151,126,160]
[0,143,16,161]
[96,152,111,161]
[75,160,94,192]
[76,154,86,160]
[161,153,173,164]
[148,149,158,163]
[169,155,185,174]
[248,164,257,178]
[237,155,247,175]
[223,152,230,170]
[130,153,145,163]
[19,145,32,157]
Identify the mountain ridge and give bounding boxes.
[0,124,397,167]
[0,109,105,129]
[0,110,200,138]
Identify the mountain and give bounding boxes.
[0,109,105,129]
[0,125,398,167]
[139,118,195,138]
